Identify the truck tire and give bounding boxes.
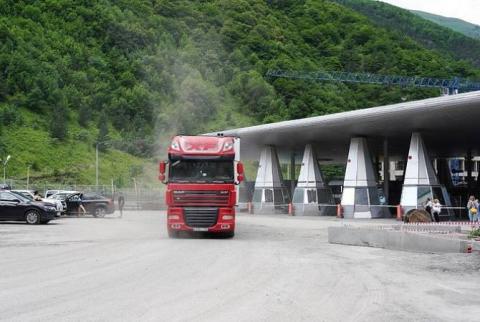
[25,210,41,225]
[221,231,235,238]
[168,229,179,238]
[93,206,107,218]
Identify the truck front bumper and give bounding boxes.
[167,207,235,233]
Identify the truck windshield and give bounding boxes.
[169,159,234,183]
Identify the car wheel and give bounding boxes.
[93,207,107,218]
[25,210,41,225]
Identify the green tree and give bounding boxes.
[50,104,68,141]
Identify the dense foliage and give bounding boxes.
[335,0,480,68]
[412,10,480,41]
[0,0,479,183]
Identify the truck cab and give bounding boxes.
[159,135,243,238]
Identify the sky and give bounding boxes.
[379,0,480,26]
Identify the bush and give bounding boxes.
[0,105,23,126]
[468,227,480,239]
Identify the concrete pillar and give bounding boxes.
[400,133,453,219]
[383,138,390,203]
[293,144,335,216]
[290,152,296,197]
[252,146,290,214]
[341,137,382,219]
[466,149,473,195]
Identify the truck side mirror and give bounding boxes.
[236,162,244,175]
[236,162,244,183]
[159,161,166,182]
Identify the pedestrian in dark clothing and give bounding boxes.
[118,194,125,218]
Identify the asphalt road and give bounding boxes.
[0,211,479,322]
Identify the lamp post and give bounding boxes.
[96,143,99,189]
[26,165,31,190]
[3,155,11,184]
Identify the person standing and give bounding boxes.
[467,196,478,222]
[474,199,479,223]
[431,199,442,222]
[424,198,433,221]
[78,193,86,216]
[118,193,125,218]
[33,190,43,201]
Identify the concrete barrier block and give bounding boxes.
[328,226,470,253]
[472,240,480,253]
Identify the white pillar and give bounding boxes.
[253,146,290,214]
[341,137,382,219]
[293,144,334,215]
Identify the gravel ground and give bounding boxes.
[0,211,479,322]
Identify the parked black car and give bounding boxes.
[0,191,57,224]
[65,192,115,217]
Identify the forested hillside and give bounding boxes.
[0,0,479,185]
[411,10,480,40]
[335,0,480,67]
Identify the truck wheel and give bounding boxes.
[168,229,179,238]
[222,231,235,238]
[93,207,107,218]
[25,210,41,225]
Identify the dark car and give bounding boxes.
[0,191,57,224]
[65,192,114,217]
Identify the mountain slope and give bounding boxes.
[334,0,480,68]
[411,10,480,40]
[1,0,480,185]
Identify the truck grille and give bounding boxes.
[184,207,218,228]
[173,190,229,206]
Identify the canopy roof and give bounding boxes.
[210,91,480,162]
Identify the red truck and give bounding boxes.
[159,135,244,238]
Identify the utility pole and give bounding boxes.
[2,155,11,184]
[26,165,31,190]
[96,143,99,189]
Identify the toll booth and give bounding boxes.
[400,133,454,219]
[292,144,335,215]
[341,137,383,218]
[252,146,290,214]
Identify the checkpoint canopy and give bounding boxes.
[210,91,480,163]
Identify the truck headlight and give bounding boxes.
[223,142,234,151]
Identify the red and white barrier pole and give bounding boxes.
[288,203,294,216]
[396,205,403,221]
[336,204,343,218]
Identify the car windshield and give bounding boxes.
[169,159,234,183]
[9,191,31,202]
[13,191,34,200]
